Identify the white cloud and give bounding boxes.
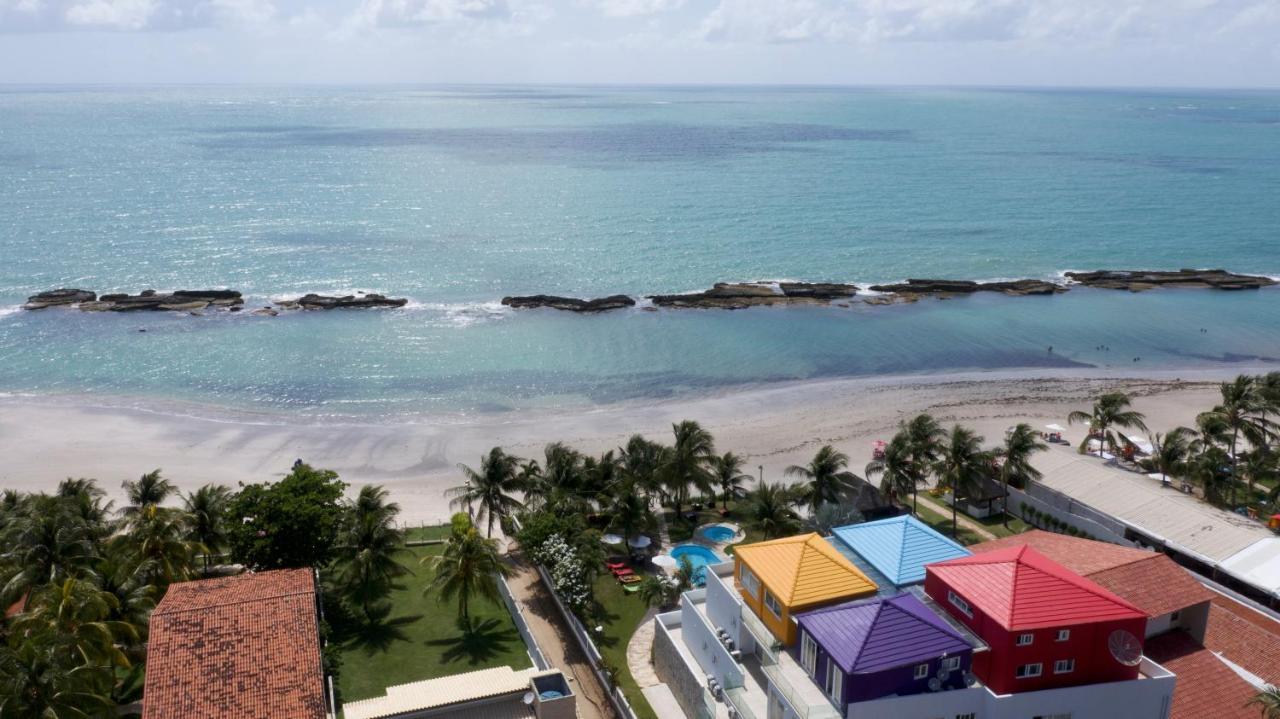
[351,0,509,27]
[580,0,683,19]
[64,0,157,28]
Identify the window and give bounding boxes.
[948,590,972,618]
[826,661,843,704]
[1056,629,1070,642]
[740,566,760,598]
[914,663,930,680]
[1015,663,1042,679]
[1017,633,1034,646]
[801,633,817,676]
[764,591,782,619]
[1054,659,1075,674]
[943,656,962,671]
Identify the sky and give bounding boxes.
[1,0,1279,86]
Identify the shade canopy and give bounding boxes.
[601,534,624,545]
[1045,423,1066,432]
[651,555,677,568]
[628,535,652,549]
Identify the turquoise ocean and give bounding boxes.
[1,85,1278,418]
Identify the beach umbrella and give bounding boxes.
[601,533,624,545]
[1045,423,1065,432]
[651,555,677,569]
[628,535,652,549]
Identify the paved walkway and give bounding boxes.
[914,494,997,542]
[625,612,660,689]
[505,557,615,719]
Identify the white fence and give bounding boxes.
[535,565,640,719]
[496,572,550,671]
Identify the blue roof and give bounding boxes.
[795,594,971,674]
[830,515,971,586]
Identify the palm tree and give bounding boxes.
[604,491,654,548]
[661,420,716,517]
[935,425,992,539]
[1189,446,1233,504]
[711,452,752,510]
[447,448,526,538]
[620,435,667,503]
[183,484,231,572]
[1139,429,1194,487]
[1198,375,1277,505]
[0,639,114,719]
[1067,392,1148,459]
[742,482,801,539]
[866,434,917,513]
[11,578,138,669]
[902,413,946,469]
[424,526,510,624]
[636,575,669,609]
[0,499,98,602]
[116,505,200,590]
[1247,685,1280,718]
[997,424,1047,527]
[1240,449,1279,506]
[335,486,409,618]
[121,469,174,516]
[786,445,858,516]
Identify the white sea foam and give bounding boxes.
[0,305,22,321]
[408,300,513,327]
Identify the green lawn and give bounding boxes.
[972,512,1030,539]
[330,545,530,706]
[912,503,986,546]
[403,524,452,542]
[590,573,659,719]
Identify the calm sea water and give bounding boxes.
[1,85,1278,417]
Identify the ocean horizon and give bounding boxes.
[2,84,1279,417]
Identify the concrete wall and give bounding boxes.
[846,658,1174,719]
[652,613,709,719]
[705,563,749,651]
[1145,601,1210,643]
[1009,484,1133,545]
[681,592,746,691]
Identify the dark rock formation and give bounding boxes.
[649,282,858,309]
[867,279,1065,296]
[1064,269,1276,291]
[501,294,636,312]
[23,289,96,309]
[90,290,245,312]
[276,293,408,310]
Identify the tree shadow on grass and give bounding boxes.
[337,614,424,656]
[427,617,515,666]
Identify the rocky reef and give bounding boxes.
[1064,269,1276,291]
[274,293,408,310]
[72,289,243,312]
[23,289,97,309]
[866,278,1065,296]
[649,282,858,309]
[501,294,636,312]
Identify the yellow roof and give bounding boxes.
[734,533,877,608]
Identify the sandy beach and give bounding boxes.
[0,368,1242,525]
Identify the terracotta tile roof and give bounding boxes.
[1144,630,1258,719]
[733,533,878,609]
[1203,596,1280,687]
[927,545,1145,630]
[970,531,1215,617]
[142,569,326,719]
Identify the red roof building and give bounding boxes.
[925,545,1148,695]
[142,569,329,719]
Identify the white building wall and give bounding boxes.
[845,658,1174,719]
[704,563,749,652]
[680,591,745,691]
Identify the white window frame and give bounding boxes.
[801,633,817,676]
[1015,663,1042,679]
[1056,629,1070,642]
[948,590,973,618]
[740,565,760,599]
[1054,659,1075,674]
[914,663,930,679]
[764,590,783,619]
[943,656,961,671]
[1017,633,1034,646]
[827,660,843,704]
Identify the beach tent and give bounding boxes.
[1123,434,1154,455]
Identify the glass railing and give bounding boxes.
[724,686,760,719]
[696,687,716,719]
[739,608,782,657]
[756,648,841,719]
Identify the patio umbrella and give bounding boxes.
[651,555,677,568]
[1045,423,1065,432]
[628,535,652,549]
[601,533,624,545]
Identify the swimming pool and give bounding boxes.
[699,525,737,543]
[670,544,724,586]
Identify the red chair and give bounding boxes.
[613,567,636,577]
[605,561,628,571]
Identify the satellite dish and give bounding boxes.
[1108,629,1143,667]
[964,671,978,687]
[927,677,941,692]
[522,692,535,706]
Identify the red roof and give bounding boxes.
[928,545,1146,630]
[970,531,1215,617]
[142,569,326,719]
[1145,629,1258,719]
[1203,596,1280,687]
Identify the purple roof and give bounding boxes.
[795,594,971,674]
